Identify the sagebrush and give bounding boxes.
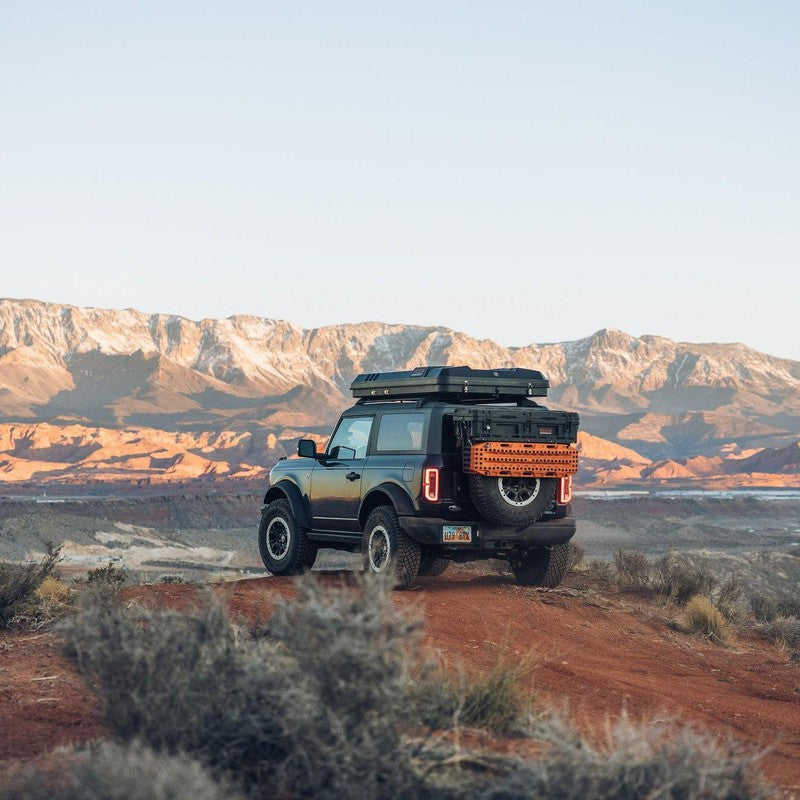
[0,741,238,800]
[481,714,770,800]
[0,544,62,628]
[60,573,427,799]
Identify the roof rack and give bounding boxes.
[350,365,549,401]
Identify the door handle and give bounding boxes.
[346,471,361,481]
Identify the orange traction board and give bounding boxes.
[465,441,578,478]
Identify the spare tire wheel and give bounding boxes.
[468,474,556,526]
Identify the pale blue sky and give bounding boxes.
[1,2,798,358]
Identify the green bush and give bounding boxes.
[0,544,61,628]
[480,715,770,800]
[0,742,238,800]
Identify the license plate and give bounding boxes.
[442,525,472,543]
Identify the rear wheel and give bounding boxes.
[258,499,315,576]
[418,552,450,578]
[510,543,569,588]
[468,475,556,526]
[361,506,421,590]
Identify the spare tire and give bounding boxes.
[468,475,556,526]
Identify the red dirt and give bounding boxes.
[0,631,104,760]
[2,572,800,794]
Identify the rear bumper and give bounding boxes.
[398,514,576,551]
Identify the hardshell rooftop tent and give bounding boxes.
[350,365,549,401]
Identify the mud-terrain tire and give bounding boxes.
[418,552,450,578]
[361,506,421,590]
[259,499,315,576]
[468,475,556,526]
[510,543,569,588]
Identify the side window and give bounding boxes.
[376,413,425,452]
[327,416,372,459]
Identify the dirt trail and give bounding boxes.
[0,631,104,760]
[2,572,799,792]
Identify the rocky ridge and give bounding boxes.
[0,298,797,488]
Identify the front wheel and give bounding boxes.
[258,499,315,576]
[361,506,421,590]
[510,543,569,588]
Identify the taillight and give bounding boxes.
[423,467,440,502]
[557,476,572,505]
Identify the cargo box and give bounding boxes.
[450,407,579,445]
[351,365,549,400]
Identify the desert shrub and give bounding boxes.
[159,573,186,583]
[267,573,424,799]
[653,552,717,605]
[756,617,800,661]
[714,577,742,621]
[0,545,61,628]
[86,562,129,588]
[613,550,652,594]
[10,576,74,630]
[583,559,615,590]
[0,741,237,800]
[60,589,288,789]
[480,715,770,800]
[683,596,728,645]
[750,590,800,623]
[566,541,585,573]
[407,657,529,735]
[60,573,426,799]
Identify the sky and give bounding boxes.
[1,2,798,359]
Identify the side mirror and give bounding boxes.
[297,439,318,459]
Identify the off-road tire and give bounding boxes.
[259,499,315,576]
[510,543,569,588]
[468,475,556,526]
[418,552,450,578]
[361,506,421,590]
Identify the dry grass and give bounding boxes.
[407,654,533,735]
[682,596,728,645]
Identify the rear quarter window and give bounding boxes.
[375,413,425,452]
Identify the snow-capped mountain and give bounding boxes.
[0,298,797,487]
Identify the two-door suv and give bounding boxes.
[258,366,579,588]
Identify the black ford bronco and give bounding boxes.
[259,366,579,589]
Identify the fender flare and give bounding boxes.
[359,482,416,528]
[264,480,311,529]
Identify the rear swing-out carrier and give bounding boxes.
[351,366,579,480]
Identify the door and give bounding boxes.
[310,415,373,531]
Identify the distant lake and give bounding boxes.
[576,489,800,501]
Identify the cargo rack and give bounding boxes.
[350,365,550,402]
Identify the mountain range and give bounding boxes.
[0,298,797,489]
